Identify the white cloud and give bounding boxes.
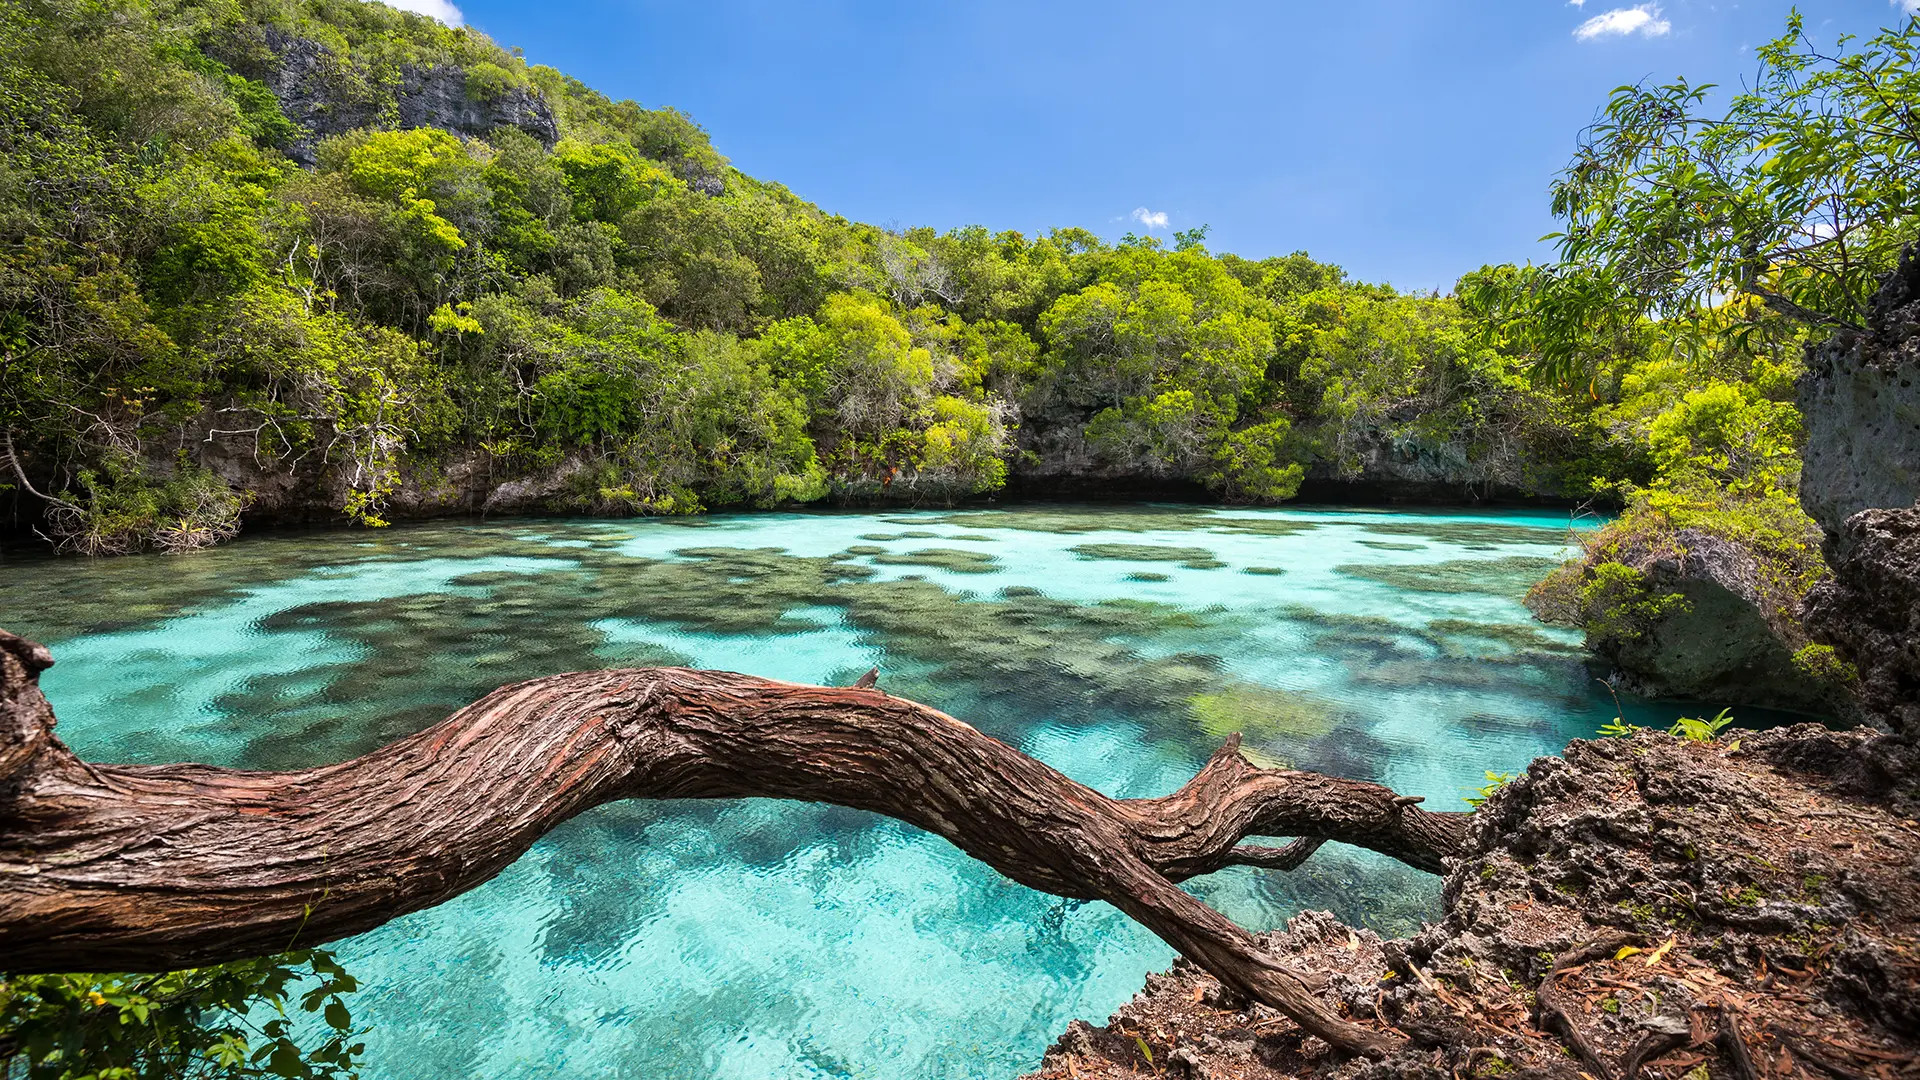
[1130,207,1170,230]
[1574,5,1671,40]
[1568,0,1587,7]
[378,0,464,25]
[1895,0,1920,14]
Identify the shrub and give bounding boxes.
[45,456,249,555]
[0,950,361,1080]
[462,60,525,102]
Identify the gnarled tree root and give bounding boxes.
[0,629,1470,1057]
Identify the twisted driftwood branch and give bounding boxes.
[0,629,1470,1057]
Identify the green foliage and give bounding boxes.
[1791,643,1857,684]
[1645,383,1800,496]
[919,395,1009,494]
[1471,15,1920,379]
[0,0,1885,590]
[43,454,250,555]
[1579,563,1691,642]
[1668,707,1735,742]
[0,950,362,1080]
[1596,715,1644,737]
[1205,419,1305,503]
[462,60,524,102]
[1463,770,1516,808]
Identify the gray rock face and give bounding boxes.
[1800,252,1920,538]
[1803,506,1920,737]
[1795,249,1920,738]
[1590,528,1834,714]
[251,29,559,166]
[1009,416,1559,504]
[1298,427,1546,503]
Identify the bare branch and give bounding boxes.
[0,630,1471,1057]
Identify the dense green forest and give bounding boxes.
[3,0,1877,555]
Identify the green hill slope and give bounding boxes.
[0,0,1790,555]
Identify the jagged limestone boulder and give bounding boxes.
[1803,507,1920,737]
[1799,254,1920,537]
[1531,526,1836,714]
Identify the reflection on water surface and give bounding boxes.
[1,504,1703,1080]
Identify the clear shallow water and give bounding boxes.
[0,503,1714,1079]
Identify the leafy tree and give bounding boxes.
[1472,13,1920,378]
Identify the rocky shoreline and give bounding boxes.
[1021,725,1920,1080]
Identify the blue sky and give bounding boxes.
[398,0,1911,291]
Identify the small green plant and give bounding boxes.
[1597,716,1644,737]
[1791,643,1856,684]
[1579,563,1691,643]
[1669,707,1735,742]
[1463,771,1516,808]
[1129,1032,1158,1075]
[1594,679,1644,737]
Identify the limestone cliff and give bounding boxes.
[1797,250,1920,739]
[1799,253,1920,537]
[221,28,559,167]
[1802,509,1920,739]
[1568,526,1837,715]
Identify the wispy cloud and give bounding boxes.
[379,0,464,25]
[1895,0,1920,14]
[1130,207,1170,230]
[1574,5,1671,40]
[1568,0,1586,7]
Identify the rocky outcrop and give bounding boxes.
[1009,420,1570,506]
[1024,727,1920,1080]
[1796,249,1920,739]
[244,29,559,166]
[1799,252,1920,537]
[1803,507,1920,737]
[1297,427,1554,505]
[1535,525,1838,715]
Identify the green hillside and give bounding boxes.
[0,0,1723,554]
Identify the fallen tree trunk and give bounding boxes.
[0,628,1469,1057]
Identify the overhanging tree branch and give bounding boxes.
[0,628,1470,1057]
[1,429,79,512]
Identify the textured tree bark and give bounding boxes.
[0,628,1469,1057]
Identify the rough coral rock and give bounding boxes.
[1803,505,1920,739]
[1024,727,1920,1080]
[1799,250,1920,539]
[1585,527,1835,714]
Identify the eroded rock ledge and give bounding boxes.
[1023,726,1919,1080]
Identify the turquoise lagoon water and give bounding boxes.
[0,504,1704,1079]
